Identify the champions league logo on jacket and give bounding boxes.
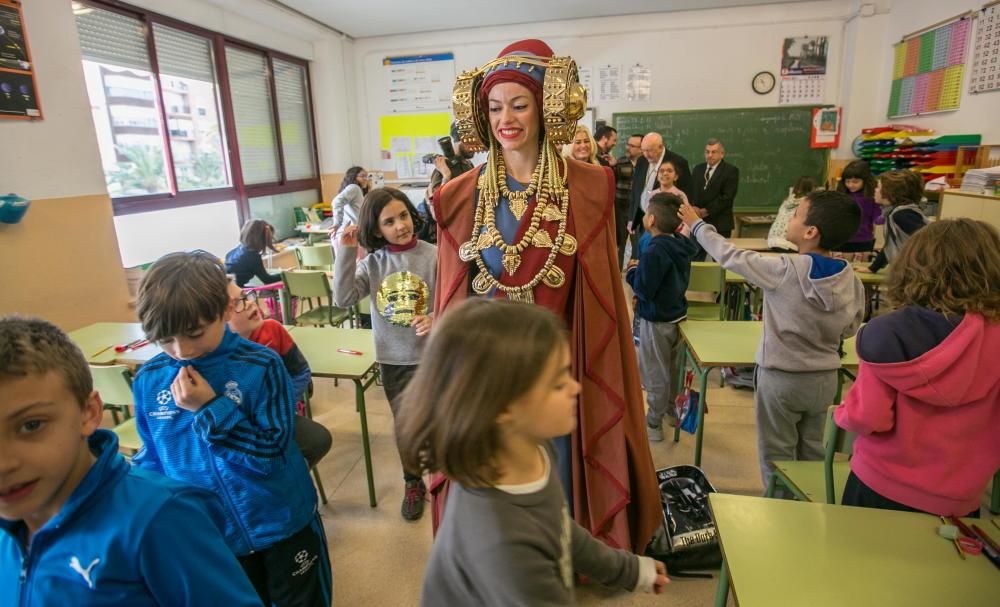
[224,380,243,404]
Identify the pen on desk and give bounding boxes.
[337,348,362,356]
[953,516,1000,570]
[971,523,1000,556]
[115,338,144,353]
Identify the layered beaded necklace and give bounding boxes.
[458,137,578,303]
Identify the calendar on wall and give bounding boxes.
[970,1,1000,93]
[779,74,825,105]
[778,36,828,106]
[888,15,971,117]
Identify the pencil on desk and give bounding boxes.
[90,344,114,358]
[941,516,966,560]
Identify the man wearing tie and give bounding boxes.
[627,132,692,240]
[691,138,740,237]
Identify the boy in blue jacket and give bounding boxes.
[626,192,699,441]
[0,316,261,606]
[132,251,331,607]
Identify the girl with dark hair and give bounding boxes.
[330,166,370,236]
[331,187,435,521]
[398,298,668,603]
[834,160,881,259]
[224,219,281,287]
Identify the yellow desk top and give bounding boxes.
[287,326,376,380]
[69,322,157,365]
[710,493,1000,607]
[679,321,858,368]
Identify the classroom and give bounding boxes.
[2,0,999,605]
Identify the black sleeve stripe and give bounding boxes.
[281,344,310,376]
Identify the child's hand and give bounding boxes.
[411,315,433,336]
[171,366,216,412]
[626,259,639,270]
[339,225,359,248]
[653,561,670,594]
[677,222,691,237]
[677,202,702,227]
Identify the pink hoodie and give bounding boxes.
[835,313,1000,515]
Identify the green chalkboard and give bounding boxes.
[612,107,829,211]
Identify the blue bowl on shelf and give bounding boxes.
[0,193,30,224]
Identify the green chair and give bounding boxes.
[687,262,726,321]
[113,417,143,458]
[90,364,134,425]
[766,405,855,504]
[282,270,350,328]
[295,244,334,272]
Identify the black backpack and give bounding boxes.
[645,465,723,576]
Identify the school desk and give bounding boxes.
[709,493,1000,607]
[287,326,380,508]
[674,321,858,467]
[296,224,331,244]
[70,322,380,507]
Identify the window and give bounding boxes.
[152,23,230,191]
[226,46,280,185]
[273,59,317,181]
[76,7,169,196]
[73,0,320,223]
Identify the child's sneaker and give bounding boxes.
[401,479,426,521]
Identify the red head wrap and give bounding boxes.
[479,39,554,120]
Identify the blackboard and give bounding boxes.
[612,107,829,211]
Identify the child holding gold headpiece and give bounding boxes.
[333,187,437,521]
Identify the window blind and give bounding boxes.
[226,46,279,184]
[273,59,317,180]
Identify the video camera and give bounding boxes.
[422,136,463,171]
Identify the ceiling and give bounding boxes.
[273,0,820,39]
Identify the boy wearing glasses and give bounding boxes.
[132,251,331,607]
[226,281,332,469]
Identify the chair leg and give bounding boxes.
[108,406,121,426]
[312,466,328,505]
[991,470,1000,514]
[765,473,779,498]
[714,558,730,607]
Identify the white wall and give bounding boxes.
[873,0,1000,141]
[352,1,856,165]
[4,0,107,199]
[351,0,999,166]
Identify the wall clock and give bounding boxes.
[752,71,776,95]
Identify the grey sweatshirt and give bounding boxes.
[692,220,864,372]
[422,443,652,606]
[331,184,365,228]
[333,240,436,365]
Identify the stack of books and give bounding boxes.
[959,166,1000,195]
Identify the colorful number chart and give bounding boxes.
[888,16,971,117]
[970,2,1000,94]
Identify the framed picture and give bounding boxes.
[0,0,42,120]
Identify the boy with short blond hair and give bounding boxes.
[133,251,331,606]
[0,316,260,606]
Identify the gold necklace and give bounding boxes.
[496,152,542,221]
[458,137,578,303]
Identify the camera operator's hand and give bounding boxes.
[433,156,452,182]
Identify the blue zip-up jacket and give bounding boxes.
[0,430,262,606]
[132,329,316,555]
[626,232,699,323]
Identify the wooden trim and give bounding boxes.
[111,187,239,215]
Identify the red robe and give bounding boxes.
[431,158,662,552]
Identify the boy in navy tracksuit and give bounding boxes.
[626,192,699,442]
[0,317,260,606]
[132,251,331,607]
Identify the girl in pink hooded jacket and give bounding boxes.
[835,218,1000,517]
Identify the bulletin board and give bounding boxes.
[888,14,972,118]
[378,112,451,179]
[0,0,42,120]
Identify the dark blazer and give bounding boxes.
[628,149,693,227]
[691,160,739,234]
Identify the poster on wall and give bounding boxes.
[598,65,622,102]
[384,52,455,113]
[626,64,651,101]
[577,66,594,105]
[0,0,42,119]
[379,112,451,180]
[970,2,1000,94]
[888,15,970,117]
[810,106,841,148]
[778,35,827,105]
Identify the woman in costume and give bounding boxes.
[431,39,661,553]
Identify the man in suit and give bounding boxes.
[691,138,740,237]
[627,132,692,241]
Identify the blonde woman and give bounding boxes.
[564,124,600,165]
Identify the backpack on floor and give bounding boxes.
[646,464,722,576]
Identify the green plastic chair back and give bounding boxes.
[282,270,350,327]
[90,365,134,424]
[113,417,143,455]
[295,244,334,271]
[687,261,725,320]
